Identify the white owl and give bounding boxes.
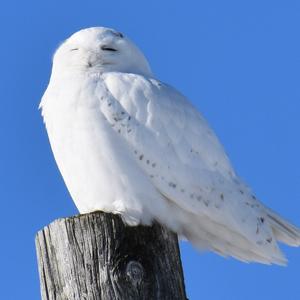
[40,27,300,265]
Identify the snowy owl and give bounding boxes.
[40,27,300,265]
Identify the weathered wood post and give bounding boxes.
[35,211,187,300]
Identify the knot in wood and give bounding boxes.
[126,260,144,287]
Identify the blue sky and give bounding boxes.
[1,1,300,299]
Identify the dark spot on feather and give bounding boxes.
[220,193,224,200]
[113,117,121,122]
[115,32,124,38]
[266,237,272,243]
[139,154,144,160]
[203,200,209,207]
[152,163,156,168]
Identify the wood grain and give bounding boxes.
[36,211,187,300]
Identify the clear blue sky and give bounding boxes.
[1,1,300,299]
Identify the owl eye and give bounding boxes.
[70,48,79,51]
[101,45,117,52]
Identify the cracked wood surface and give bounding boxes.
[35,211,187,300]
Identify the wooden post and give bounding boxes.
[35,211,187,300]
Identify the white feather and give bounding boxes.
[40,27,300,265]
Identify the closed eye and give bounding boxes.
[101,45,117,52]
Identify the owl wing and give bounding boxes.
[95,71,293,264]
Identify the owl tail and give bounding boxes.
[266,208,300,247]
